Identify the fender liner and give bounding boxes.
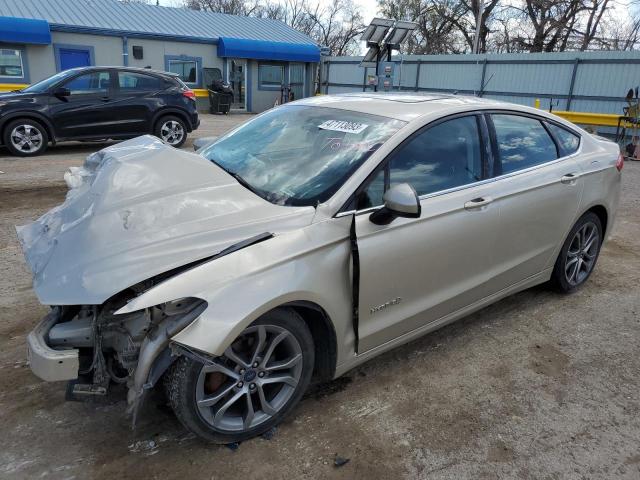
[350,214,360,354]
[151,107,195,132]
[0,111,57,145]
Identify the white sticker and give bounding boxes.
[318,120,368,134]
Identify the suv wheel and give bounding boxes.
[3,119,49,156]
[155,115,187,148]
[550,212,603,293]
[165,308,314,443]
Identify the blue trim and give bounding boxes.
[164,54,202,88]
[257,62,285,91]
[246,60,252,112]
[218,37,320,63]
[122,36,128,66]
[49,24,218,45]
[0,17,51,45]
[0,44,30,83]
[53,43,95,72]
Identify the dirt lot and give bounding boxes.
[1,114,639,480]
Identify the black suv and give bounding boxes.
[0,66,199,156]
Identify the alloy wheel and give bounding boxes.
[160,120,185,145]
[195,324,303,432]
[10,124,43,154]
[565,221,600,286]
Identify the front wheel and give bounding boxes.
[154,115,187,148]
[3,118,49,156]
[550,212,603,293]
[165,308,314,443]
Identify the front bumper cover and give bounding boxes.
[27,308,79,382]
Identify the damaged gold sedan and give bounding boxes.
[18,94,622,443]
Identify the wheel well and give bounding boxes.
[1,115,54,144]
[153,110,191,133]
[587,205,608,235]
[284,302,337,383]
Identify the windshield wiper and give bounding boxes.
[208,157,266,199]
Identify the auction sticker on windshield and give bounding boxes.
[318,120,369,134]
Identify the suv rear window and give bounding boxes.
[118,72,164,91]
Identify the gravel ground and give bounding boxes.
[0,114,639,480]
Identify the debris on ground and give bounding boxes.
[261,427,277,440]
[334,455,350,467]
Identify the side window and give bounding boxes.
[357,116,483,209]
[491,114,558,175]
[546,122,580,156]
[64,71,110,95]
[118,72,164,91]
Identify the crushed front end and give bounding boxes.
[28,291,206,415]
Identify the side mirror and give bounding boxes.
[193,136,218,151]
[53,87,70,98]
[369,183,421,225]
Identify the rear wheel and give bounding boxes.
[154,115,187,148]
[165,308,314,443]
[3,118,48,156]
[550,212,602,293]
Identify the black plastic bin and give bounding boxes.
[208,90,232,114]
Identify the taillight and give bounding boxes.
[616,153,624,172]
[182,89,196,100]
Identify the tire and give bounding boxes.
[154,115,188,148]
[550,212,603,293]
[3,118,49,157]
[165,308,314,443]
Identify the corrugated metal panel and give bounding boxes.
[0,0,316,45]
[322,51,640,116]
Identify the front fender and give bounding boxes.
[117,218,354,358]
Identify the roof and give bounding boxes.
[295,93,505,122]
[0,0,317,45]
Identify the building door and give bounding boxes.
[289,63,305,101]
[58,48,91,71]
[229,59,246,110]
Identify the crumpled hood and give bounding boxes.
[16,136,315,305]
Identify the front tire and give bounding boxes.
[3,118,49,156]
[165,308,314,443]
[550,212,603,293]
[154,115,187,148]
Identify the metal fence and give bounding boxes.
[320,51,640,116]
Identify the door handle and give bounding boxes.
[101,97,110,102]
[560,173,579,184]
[464,197,493,210]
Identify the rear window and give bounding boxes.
[546,123,580,155]
[491,114,558,175]
[118,72,164,91]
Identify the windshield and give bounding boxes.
[201,105,405,206]
[21,69,79,93]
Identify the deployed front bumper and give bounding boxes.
[27,308,79,382]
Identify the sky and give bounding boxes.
[157,0,380,25]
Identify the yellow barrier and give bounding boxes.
[0,84,631,127]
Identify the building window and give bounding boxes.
[168,59,198,84]
[0,48,24,79]
[258,64,284,90]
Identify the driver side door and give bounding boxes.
[353,114,501,353]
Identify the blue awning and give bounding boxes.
[0,16,51,45]
[218,37,320,63]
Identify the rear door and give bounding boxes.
[481,113,584,291]
[109,70,170,135]
[353,114,501,352]
[48,69,117,139]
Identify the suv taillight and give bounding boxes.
[182,89,196,100]
[616,153,624,172]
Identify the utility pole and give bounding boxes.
[473,0,484,54]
